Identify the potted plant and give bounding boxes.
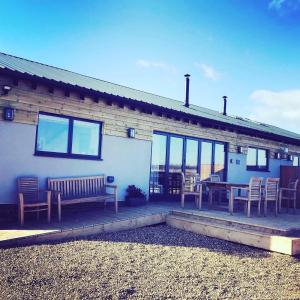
[125,185,147,206]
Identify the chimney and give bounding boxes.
[184,74,190,107]
[222,96,227,115]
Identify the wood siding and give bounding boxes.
[1,74,300,155]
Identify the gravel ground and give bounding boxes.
[0,225,300,300]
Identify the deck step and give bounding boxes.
[166,214,300,256]
[171,210,300,237]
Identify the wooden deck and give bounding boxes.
[1,201,300,255]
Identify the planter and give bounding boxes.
[125,196,147,206]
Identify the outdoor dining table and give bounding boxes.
[201,181,250,215]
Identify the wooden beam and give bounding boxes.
[31,82,37,90]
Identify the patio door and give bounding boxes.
[149,132,227,200]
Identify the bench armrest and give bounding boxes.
[105,184,118,189]
[231,187,248,191]
[280,188,296,192]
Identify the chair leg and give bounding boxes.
[47,192,51,223]
[209,190,213,208]
[247,201,251,217]
[275,200,278,217]
[58,199,62,222]
[264,200,267,217]
[181,193,185,208]
[258,200,261,216]
[294,196,296,214]
[278,191,282,213]
[198,185,203,210]
[19,204,24,226]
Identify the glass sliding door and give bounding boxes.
[214,143,226,180]
[200,141,213,180]
[149,131,227,200]
[150,133,167,195]
[185,139,199,175]
[168,136,184,195]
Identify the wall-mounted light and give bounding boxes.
[127,128,135,138]
[3,106,15,121]
[280,147,289,154]
[287,154,293,161]
[2,85,12,95]
[107,176,115,183]
[237,146,245,154]
[274,152,281,159]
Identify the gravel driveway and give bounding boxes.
[0,224,299,300]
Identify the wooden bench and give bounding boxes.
[47,175,118,222]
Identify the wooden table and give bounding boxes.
[202,181,249,215]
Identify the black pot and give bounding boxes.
[125,196,147,206]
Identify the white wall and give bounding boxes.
[0,121,152,204]
[227,152,292,183]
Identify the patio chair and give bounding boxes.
[232,177,263,217]
[17,177,51,226]
[279,178,299,213]
[181,172,202,209]
[263,178,280,216]
[208,174,227,206]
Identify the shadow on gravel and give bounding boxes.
[83,224,275,259]
[4,224,300,260]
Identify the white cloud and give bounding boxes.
[269,0,286,10]
[249,89,300,133]
[195,63,221,81]
[136,59,178,75]
[268,0,300,12]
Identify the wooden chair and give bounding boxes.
[208,174,227,206]
[181,172,202,209]
[279,179,299,213]
[17,177,51,226]
[232,177,263,217]
[210,174,221,182]
[263,178,280,216]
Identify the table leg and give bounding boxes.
[229,188,233,215]
[209,189,213,208]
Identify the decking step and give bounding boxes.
[171,210,299,237]
[166,214,300,256]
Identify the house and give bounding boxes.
[1,52,300,207]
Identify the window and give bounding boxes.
[149,131,227,198]
[35,113,102,160]
[293,155,299,166]
[246,147,268,171]
[200,141,213,180]
[185,139,199,175]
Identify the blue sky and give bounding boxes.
[1,0,300,132]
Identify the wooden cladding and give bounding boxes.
[1,74,300,154]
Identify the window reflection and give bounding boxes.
[150,134,167,194]
[247,147,257,167]
[214,144,225,180]
[293,156,299,166]
[169,137,183,173]
[185,139,198,175]
[200,142,212,181]
[72,120,100,156]
[37,114,69,153]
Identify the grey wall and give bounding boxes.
[0,121,152,204]
[227,152,292,183]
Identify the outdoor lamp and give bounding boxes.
[107,176,115,183]
[2,85,12,95]
[274,152,281,159]
[237,146,244,154]
[3,106,15,121]
[127,128,135,138]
